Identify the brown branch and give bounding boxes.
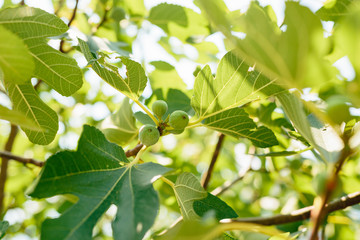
[125,144,144,158]
[91,7,109,34]
[0,125,18,215]
[202,134,225,189]
[59,0,79,53]
[229,191,360,226]
[0,151,44,167]
[309,135,352,240]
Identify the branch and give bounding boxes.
[91,7,109,34]
[202,134,225,189]
[229,191,360,226]
[59,0,79,53]
[0,125,18,215]
[0,151,44,167]
[125,144,144,158]
[309,135,353,240]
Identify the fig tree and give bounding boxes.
[139,125,160,146]
[169,110,189,130]
[152,100,168,118]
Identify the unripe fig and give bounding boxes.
[169,110,189,130]
[152,100,168,118]
[139,125,160,146]
[326,96,351,124]
[169,128,184,135]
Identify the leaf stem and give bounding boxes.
[133,99,159,126]
[161,176,175,188]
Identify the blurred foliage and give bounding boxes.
[0,0,360,239]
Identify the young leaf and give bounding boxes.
[29,125,171,240]
[191,50,283,121]
[193,193,238,220]
[6,82,58,145]
[0,6,83,96]
[78,38,147,100]
[0,105,42,130]
[173,172,207,220]
[203,107,278,148]
[0,25,34,84]
[101,98,138,145]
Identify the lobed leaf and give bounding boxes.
[0,105,42,130]
[173,172,207,220]
[29,125,170,240]
[6,82,58,145]
[0,25,34,84]
[316,0,356,21]
[78,38,147,100]
[203,107,278,148]
[193,193,238,220]
[0,6,82,96]
[191,50,283,120]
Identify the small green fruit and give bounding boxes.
[169,128,184,135]
[169,110,189,130]
[152,100,168,118]
[139,125,160,146]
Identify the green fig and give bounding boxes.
[169,110,189,130]
[139,125,160,146]
[152,100,168,118]
[169,128,184,135]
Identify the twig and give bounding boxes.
[59,0,79,53]
[229,191,360,226]
[19,0,25,5]
[309,135,352,240]
[211,146,255,196]
[0,125,18,215]
[125,144,144,157]
[202,134,225,189]
[91,7,109,34]
[0,151,44,167]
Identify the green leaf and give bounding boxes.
[0,25,34,84]
[148,3,209,41]
[203,107,278,148]
[149,61,187,95]
[277,92,343,162]
[0,7,67,38]
[0,221,9,239]
[173,172,207,220]
[29,125,171,240]
[191,50,283,120]
[101,98,138,145]
[316,0,355,21]
[0,6,83,96]
[166,89,194,116]
[0,105,42,130]
[193,193,238,220]
[78,38,147,100]
[134,111,156,126]
[254,148,312,157]
[6,82,58,145]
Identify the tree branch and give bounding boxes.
[0,125,18,215]
[202,133,225,189]
[125,144,144,158]
[59,0,79,53]
[229,191,360,226]
[0,151,44,167]
[309,135,353,240]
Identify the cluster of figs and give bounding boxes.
[139,100,189,146]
